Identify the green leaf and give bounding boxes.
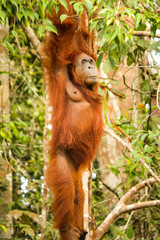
[133,130,145,136]
[10,0,18,7]
[70,0,76,4]
[34,12,39,20]
[117,26,122,44]
[109,166,120,176]
[42,0,48,9]
[135,13,142,29]
[4,1,12,14]
[137,39,149,49]
[143,144,149,153]
[108,30,117,44]
[17,30,27,42]
[38,2,45,19]
[149,41,160,51]
[106,18,114,27]
[151,25,157,38]
[96,52,103,68]
[43,18,53,25]
[0,225,8,232]
[89,20,97,32]
[126,227,134,239]
[130,164,139,173]
[0,131,5,138]
[23,17,30,28]
[27,9,35,22]
[38,26,45,37]
[45,24,58,35]
[73,2,84,15]
[122,107,129,120]
[144,155,152,163]
[59,0,68,11]
[60,14,68,23]
[89,6,98,18]
[103,61,112,73]
[2,0,7,7]
[21,7,28,19]
[140,133,148,142]
[0,71,9,75]
[84,0,93,11]
[111,88,126,99]
[17,12,23,21]
[148,130,157,139]
[0,9,6,22]
[3,41,15,55]
[108,56,115,69]
[46,0,54,14]
[12,30,17,38]
[54,2,59,14]
[127,52,135,66]
[136,23,147,31]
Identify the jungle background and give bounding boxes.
[0,0,160,239]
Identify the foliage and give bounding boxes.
[85,0,160,73]
[0,0,160,239]
[0,15,53,238]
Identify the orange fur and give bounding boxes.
[42,1,104,239]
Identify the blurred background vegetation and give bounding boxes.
[0,0,160,239]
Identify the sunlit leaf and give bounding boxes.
[60,14,68,23]
[135,13,142,29]
[0,225,8,232]
[59,0,68,11]
[45,24,58,35]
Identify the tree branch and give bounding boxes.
[95,178,159,240]
[133,31,160,38]
[22,24,43,58]
[125,200,160,212]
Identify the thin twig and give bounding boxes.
[99,176,120,199]
[123,75,151,94]
[138,109,159,129]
